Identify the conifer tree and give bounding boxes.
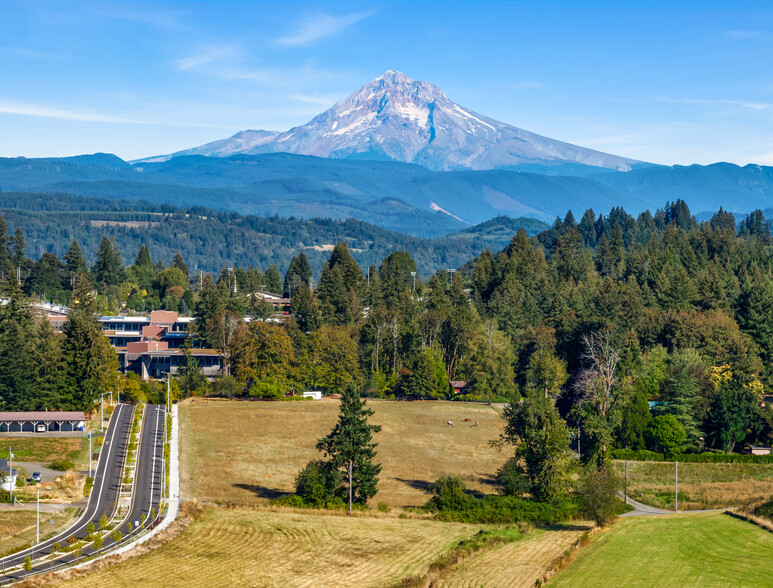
[0,277,38,409]
[264,264,282,294]
[10,227,27,272]
[92,237,125,288]
[316,386,382,512]
[290,281,321,332]
[171,252,189,279]
[64,240,89,287]
[61,274,119,410]
[284,252,313,296]
[177,338,206,396]
[0,217,12,279]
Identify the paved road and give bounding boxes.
[0,402,133,578]
[0,404,166,583]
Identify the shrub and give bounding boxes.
[495,458,531,498]
[248,379,284,400]
[111,530,122,542]
[645,415,686,458]
[579,467,620,526]
[426,494,579,525]
[93,535,103,549]
[23,556,31,571]
[295,460,342,507]
[99,514,109,529]
[49,459,75,472]
[427,475,474,511]
[377,501,391,513]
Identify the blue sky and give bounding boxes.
[1,0,772,165]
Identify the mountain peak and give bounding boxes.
[141,72,639,172]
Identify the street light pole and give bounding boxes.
[411,271,416,292]
[675,460,679,513]
[88,433,92,478]
[9,446,13,504]
[36,489,39,544]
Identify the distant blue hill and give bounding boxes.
[0,153,772,237]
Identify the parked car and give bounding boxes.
[31,472,41,483]
[35,424,46,433]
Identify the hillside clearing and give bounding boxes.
[550,512,773,587]
[613,460,773,509]
[180,399,507,508]
[51,507,492,588]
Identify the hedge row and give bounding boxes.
[612,449,773,464]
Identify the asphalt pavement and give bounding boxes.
[0,403,167,583]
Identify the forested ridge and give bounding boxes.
[0,191,546,277]
[2,197,773,462]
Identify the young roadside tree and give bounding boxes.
[316,386,382,513]
[500,392,572,502]
[579,466,620,527]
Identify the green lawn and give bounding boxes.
[0,437,88,469]
[551,512,773,587]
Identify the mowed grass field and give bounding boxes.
[51,508,497,588]
[550,512,773,587]
[180,399,507,508]
[0,437,88,469]
[437,524,592,588]
[613,459,773,510]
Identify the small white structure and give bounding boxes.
[0,459,18,492]
[303,391,323,400]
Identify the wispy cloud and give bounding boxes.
[176,45,238,71]
[0,47,60,59]
[287,92,346,106]
[275,11,374,46]
[97,6,187,31]
[659,97,771,111]
[0,100,236,128]
[511,81,545,89]
[728,29,761,39]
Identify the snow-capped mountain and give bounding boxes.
[144,70,639,172]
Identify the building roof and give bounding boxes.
[0,411,86,421]
[449,380,467,388]
[0,459,18,476]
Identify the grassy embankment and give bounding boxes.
[550,511,773,587]
[613,459,773,510]
[0,509,78,557]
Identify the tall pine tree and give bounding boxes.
[316,386,382,512]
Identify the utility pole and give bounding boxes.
[625,459,628,504]
[675,460,679,512]
[348,460,353,516]
[411,271,416,292]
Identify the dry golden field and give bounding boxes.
[0,509,77,555]
[180,398,508,508]
[613,460,773,510]
[50,508,494,588]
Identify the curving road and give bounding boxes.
[0,403,166,583]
